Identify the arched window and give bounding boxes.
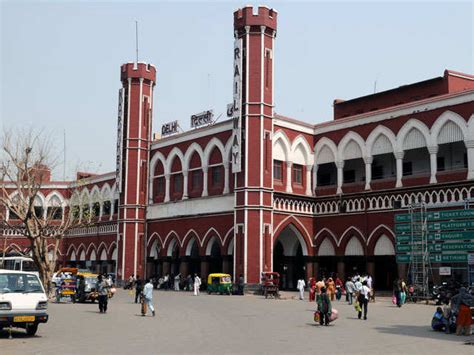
[208,147,224,195]
[153,160,166,203]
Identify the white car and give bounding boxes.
[0,270,49,336]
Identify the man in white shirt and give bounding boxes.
[297,278,306,300]
[354,278,362,292]
[358,281,371,320]
[345,279,355,305]
[193,274,201,296]
[142,279,155,317]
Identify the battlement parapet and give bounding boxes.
[120,62,156,83]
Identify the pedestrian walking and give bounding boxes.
[345,278,355,305]
[142,278,156,317]
[174,274,181,291]
[392,278,401,307]
[326,277,336,301]
[96,274,110,313]
[308,278,316,302]
[316,287,332,326]
[451,287,474,336]
[238,274,245,295]
[297,278,306,300]
[186,274,193,291]
[357,280,370,320]
[193,274,201,296]
[135,276,143,303]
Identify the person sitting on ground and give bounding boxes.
[316,287,332,326]
[431,306,448,332]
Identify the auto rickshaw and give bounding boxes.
[207,273,232,295]
[261,272,280,299]
[76,272,100,303]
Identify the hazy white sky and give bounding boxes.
[1,1,472,179]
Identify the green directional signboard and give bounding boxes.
[427,209,474,221]
[428,231,474,241]
[394,213,422,223]
[428,220,474,231]
[428,242,474,252]
[396,254,468,263]
[394,224,422,233]
[396,244,421,252]
[395,209,474,223]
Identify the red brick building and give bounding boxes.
[2,6,474,289]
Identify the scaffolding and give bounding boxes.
[407,203,433,300]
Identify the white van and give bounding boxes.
[0,270,49,336]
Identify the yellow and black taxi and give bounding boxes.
[0,270,48,336]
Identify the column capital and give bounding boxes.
[202,164,209,172]
[306,164,313,171]
[363,156,373,164]
[427,145,439,155]
[164,173,171,179]
[182,170,189,177]
[464,140,474,149]
[286,161,293,168]
[394,151,404,159]
[335,161,344,169]
[260,25,266,33]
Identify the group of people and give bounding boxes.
[431,287,473,336]
[299,274,373,324]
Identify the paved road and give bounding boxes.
[1,289,472,354]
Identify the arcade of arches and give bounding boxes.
[146,235,234,283]
[144,225,397,290]
[273,224,398,290]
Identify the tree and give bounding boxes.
[0,128,91,294]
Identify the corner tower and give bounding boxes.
[233,6,277,284]
[116,62,156,281]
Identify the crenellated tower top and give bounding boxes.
[120,62,156,83]
[233,5,277,35]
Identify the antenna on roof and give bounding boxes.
[373,80,377,94]
[135,20,139,64]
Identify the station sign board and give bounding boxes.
[191,110,214,129]
[428,242,474,252]
[161,121,179,137]
[428,231,474,241]
[439,267,451,276]
[395,209,474,223]
[230,38,242,173]
[396,254,468,264]
[428,220,474,231]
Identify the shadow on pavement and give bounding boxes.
[375,324,469,342]
[0,329,42,339]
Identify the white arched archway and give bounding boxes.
[318,238,335,256]
[374,235,395,256]
[345,237,364,256]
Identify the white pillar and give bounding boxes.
[305,165,313,196]
[313,164,318,196]
[428,146,438,184]
[223,161,230,194]
[286,161,293,193]
[394,151,404,188]
[364,156,373,190]
[164,173,171,202]
[336,161,344,194]
[202,165,209,197]
[182,171,189,200]
[465,140,474,180]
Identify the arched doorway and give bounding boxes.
[373,234,396,290]
[273,224,308,290]
[186,238,201,277]
[207,237,223,274]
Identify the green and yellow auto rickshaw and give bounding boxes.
[207,273,232,295]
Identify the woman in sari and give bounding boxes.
[451,287,474,336]
[326,277,336,301]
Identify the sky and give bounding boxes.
[1,1,473,180]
